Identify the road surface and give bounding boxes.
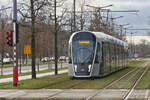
[0,63,68,75]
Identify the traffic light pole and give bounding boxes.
[13,0,18,86]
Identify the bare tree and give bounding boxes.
[18,0,48,79]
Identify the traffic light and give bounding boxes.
[6,31,13,46]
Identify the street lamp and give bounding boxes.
[85,4,113,9]
[119,23,130,39]
[0,7,11,11]
[110,16,124,35]
[73,0,76,32]
[111,16,124,20]
[124,26,133,36]
[85,4,113,20]
[130,31,137,58]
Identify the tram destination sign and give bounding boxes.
[79,41,90,44]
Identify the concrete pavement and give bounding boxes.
[0,89,149,100]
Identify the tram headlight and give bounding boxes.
[74,65,77,72]
[88,65,92,72]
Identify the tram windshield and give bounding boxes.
[72,32,96,64]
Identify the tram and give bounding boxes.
[68,31,128,78]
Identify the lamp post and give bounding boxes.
[85,4,113,20]
[0,7,11,11]
[85,4,113,9]
[110,16,124,35]
[119,23,130,39]
[130,31,137,58]
[85,4,113,32]
[124,26,133,39]
[130,32,134,58]
[73,0,76,32]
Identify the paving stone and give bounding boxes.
[52,89,98,99]
[93,89,128,99]
[129,90,149,99]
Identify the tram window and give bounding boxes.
[68,46,72,64]
[102,42,106,64]
[95,43,101,63]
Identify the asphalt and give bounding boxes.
[0,89,149,100]
[0,63,68,83]
[0,69,68,83]
[0,63,68,75]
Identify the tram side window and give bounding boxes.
[95,43,101,63]
[68,46,72,63]
[102,42,106,65]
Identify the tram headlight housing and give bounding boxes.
[74,65,77,72]
[88,65,92,72]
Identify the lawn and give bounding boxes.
[0,59,147,89]
[135,66,150,89]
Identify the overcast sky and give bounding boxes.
[0,0,150,35]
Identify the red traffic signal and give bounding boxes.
[6,31,13,46]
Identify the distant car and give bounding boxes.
[40,57,49,62]
[58,56,66,62]
[49,57,55,61]
[3,58,13,64]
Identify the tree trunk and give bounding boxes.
[30,0,36,79]
[54,0,58,75]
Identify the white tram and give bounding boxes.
[68,31,128,78]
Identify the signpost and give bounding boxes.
[24,45,31,55]
[24,45,31,64]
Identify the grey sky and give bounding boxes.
[0,0,150,35]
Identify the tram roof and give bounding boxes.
[69,31,128,46]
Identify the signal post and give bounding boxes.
[13,0,18,86]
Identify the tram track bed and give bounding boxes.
[0,59,150,100]
[135,66,150,89]
[0,59,147,89]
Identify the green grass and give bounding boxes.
[128,60,146,68]
[0,59,146,89]
[91,98,122,100]
[0,98,145,100]
[128,99,146,100]
[0,98,85,100]
[135,67,150,89]
[109,68,145,89]
[0,68,134,89]
[108,60,149,89]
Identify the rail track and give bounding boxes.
[123,63,149,100]
[86,61,150,100]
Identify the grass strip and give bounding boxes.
[0,60,145,89]
[135,66,150,89]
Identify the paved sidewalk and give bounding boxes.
[0,69,68,83]
[0,89,149,99]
